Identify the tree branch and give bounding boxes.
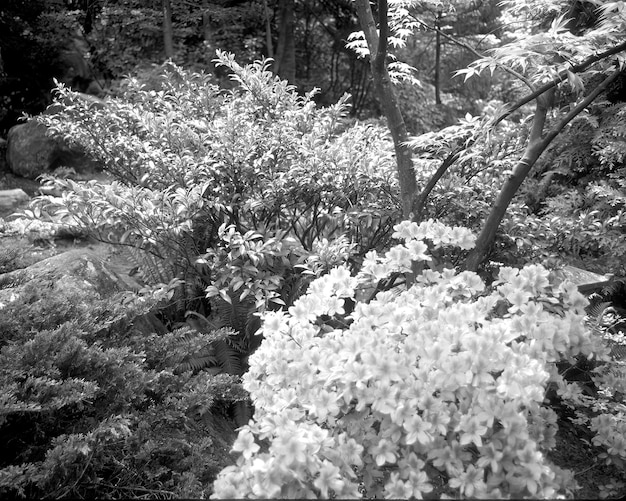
[541,68,621,147]
[409,13,535,92]
[495,39,626,125]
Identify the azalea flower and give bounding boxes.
[384,472,414,498]
[458,415,489,447]
[449,465,486,497]
[403,415,434,445]
[408,470,434,497]
[369,438,398,466]
[232,428,260,460]
[313,460,344,498]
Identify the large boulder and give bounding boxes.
[6,121,57,179]
[0,248,167,335]
[6,118,101,179]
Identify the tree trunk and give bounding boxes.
[465,98,549,271]
[465,69,621,271]
[202,0,211,42]
[354,0,418,219]
[162,0,174,60]
[274,0,295,82]
[262,0,274,58]
[434,11,442,105]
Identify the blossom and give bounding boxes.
[304,388,340,421]
[271,430,308,466]
[408,470,434,497]
[384,472,414,498]
[313,460,344,498]
[458,413,489,447]
[405,239,431,261]
[477,441,504,473]
[428,445,463,475]
[403,415,434,445]
[232,428,260,460]
[386,245,413,270]
[337,435,364,466]
[288,298,319,323]
[449,465,487,497]
[369,438,398,466]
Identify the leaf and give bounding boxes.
[219,289,232,305]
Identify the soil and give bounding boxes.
[2,171,626,499]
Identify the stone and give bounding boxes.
[559,265,614,295]
[6,116,102,180]
[0,188,29,213]
[0,248,167,335]
[6,121,57,179]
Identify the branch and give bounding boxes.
[495,39,626,125]
[412,150,461,220]
[410,13,535,92]
[541,68,621,148]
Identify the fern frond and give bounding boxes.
[586,301,613,326]
[127,246,175,284]
[177,353,219,373]
[213,339,242,375]
[232,400,252,427]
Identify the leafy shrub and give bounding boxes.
[28,52,401,342]
[211,219,625,499]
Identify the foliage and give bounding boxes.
[0,1,85,134]
[27,53,400,344]
[211,219,625,499]
[0,263,246,499]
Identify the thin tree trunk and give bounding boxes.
[162,0,174,60]
[465,70,621,270]
[202,0,211,42]
[262,0,274,58]
[274,0,295,82]
[354,0,417,218]
[434,10,442,105]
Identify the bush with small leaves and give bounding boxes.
[28,52,400,335]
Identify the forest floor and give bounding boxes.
[2,172,626,499]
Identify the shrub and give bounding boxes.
[211,219,625,499]
[0,278,245,499]
[28,52,401,337]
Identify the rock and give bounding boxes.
[6,121,57,179]
[6,117,101,179]
[560,265,614,295]
[0,188,29,215]
[0,248,167,335]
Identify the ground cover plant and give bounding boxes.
[0,257,245,498]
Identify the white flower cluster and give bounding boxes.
[211,220,605,499]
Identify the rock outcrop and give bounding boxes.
[0,248,167,335]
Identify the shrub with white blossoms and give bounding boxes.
[211,219,610,499]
